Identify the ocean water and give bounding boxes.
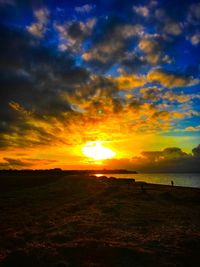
[95,173,200,188]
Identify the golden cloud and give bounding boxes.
[147,69,199,88]
[109,74,146,89]
[185,125,200,131]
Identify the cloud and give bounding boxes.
[139,37,159,54]
[55,18,96,52]
[162,147,188,159]
[75,4,95,13]
[141,87,200,103]
[147,69,199,88]
[140,87,161,102]
[155,8,182,36]
[184,125,200,132]
[187,3,200,25]
[0,25,94,148]
[82,21,143,68]
[0,2,199,160]
[141,151,163,161]
[138,36,166,64]
[109,74,146,89]
[104,145,200,172]
[163,21,182,36]
[0,157,32,168]
[27,8,50,38]
[189,32,200,45]
[0,157,58,169]
[0,23,198,151]
[0,0,15,5]
[133,5,149,17]
[163,91,200,103]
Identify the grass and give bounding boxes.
[0,173,200,266]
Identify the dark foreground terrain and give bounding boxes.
[0,173,200,267]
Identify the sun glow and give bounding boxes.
[82,141,116,161]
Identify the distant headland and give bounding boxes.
[0,169,138,174]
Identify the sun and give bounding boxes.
[82,141,116,161]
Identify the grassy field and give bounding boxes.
[0,173,200,267]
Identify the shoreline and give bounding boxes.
[94,173,200,189]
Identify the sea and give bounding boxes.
[95,173,200,188]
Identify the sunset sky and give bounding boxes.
[0,0,200,171]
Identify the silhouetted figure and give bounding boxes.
[171,180,174,187]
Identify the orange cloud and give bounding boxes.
[184,125,200,132]
[147,69,199,88]
[109,74,146,89]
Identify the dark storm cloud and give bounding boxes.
[0,25,90,114]
[0,157,32,168]
[82,17,143,71]
[4,157,30,166]
[54,18,97,53]
[105,144,200,173]
[0,26,31,70]
[0,25,105,148]
[0,156,57,169]
[0,24,94,148]
[139,145,200,172]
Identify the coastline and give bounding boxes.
[95,173,200,189]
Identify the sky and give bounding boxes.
[0,0,200,171]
